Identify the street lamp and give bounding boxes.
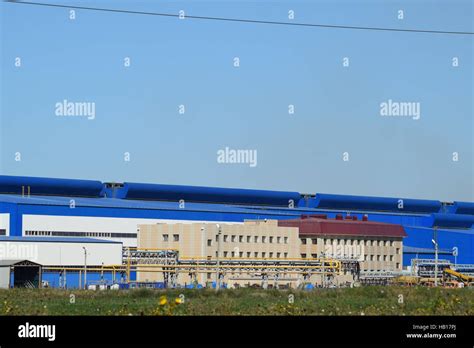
[432,230,438,287]
[82,247,87,290]
[216,224,222,291]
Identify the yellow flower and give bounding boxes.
[159,296,168,306]
[175,297,184,305]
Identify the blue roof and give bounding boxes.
[0,175,103,197]
[451,201,474,215]
[0,193,297,215]
[0,175,471,217]
[116,182,301,206]
[314,193,441,213]
[426,213,474,229]
[0,236,122,244]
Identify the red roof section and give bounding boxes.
[278,217,407,238]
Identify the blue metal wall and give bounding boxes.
[0,175,473,267]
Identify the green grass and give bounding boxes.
[1,286,473,316]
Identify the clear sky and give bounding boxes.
[1,0,473,201]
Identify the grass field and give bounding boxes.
[1,286,473,316]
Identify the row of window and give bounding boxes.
[309,238,396,247]
[300,253,399,261]
[218,235,289,244]
[208,251,289,259]
[25,230,137,238]
[162,234,291,244]
[366,264,401,271]
[364,254,395,262]
[162,234,179,242]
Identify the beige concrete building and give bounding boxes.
[279,216,406,273]
[137,220,301,286]
[137,216,406,287]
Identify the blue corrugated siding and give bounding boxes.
[42,271,135,289]
[403,226,474,265]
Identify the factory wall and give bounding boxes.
[0,239,122,266]
[20,214,243,247]
[403,226,474,265]
[2,203,473,265]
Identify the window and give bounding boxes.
[377,255,381,261]
[396,248,400,254]
[262,252,266,258]
[277,252,281,258]
[312,239,317,245]
[396,263,400,269]
[269,236,273,243]
[247,252,251,258]
[284,237,288,244]
[247,236,251,243]
[284,252,288,258]
[269,252,273,258]
[378,240,382,247]
[277,237,281,244]
[231,235,236,242]
[173,234,179,242]
[254,236,258,243]
[254,252,258,258]
[216,235,219,242]
[301,253,307,259]
[224,235,228,242]
[224,251,228,257]
[301,238,307,245]
[370,255,374,261]
[390,255,393,262]
[390,241,394,247]
[239,251,243,257]
[162,234,169,242]
[262,236,266,243]
[207,273,212,279]
[311,253,317,258]
[383,255,387,261]
[207,239,212,247]
[231,251,235,257]
[239,235,243,243]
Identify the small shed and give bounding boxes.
[0,259,42,288]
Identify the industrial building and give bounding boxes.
[0,174,473,288]
[137,220,302,286]
[278,215,406,272]
[136,217,407,287]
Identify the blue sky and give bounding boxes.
[1,0,473,201]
